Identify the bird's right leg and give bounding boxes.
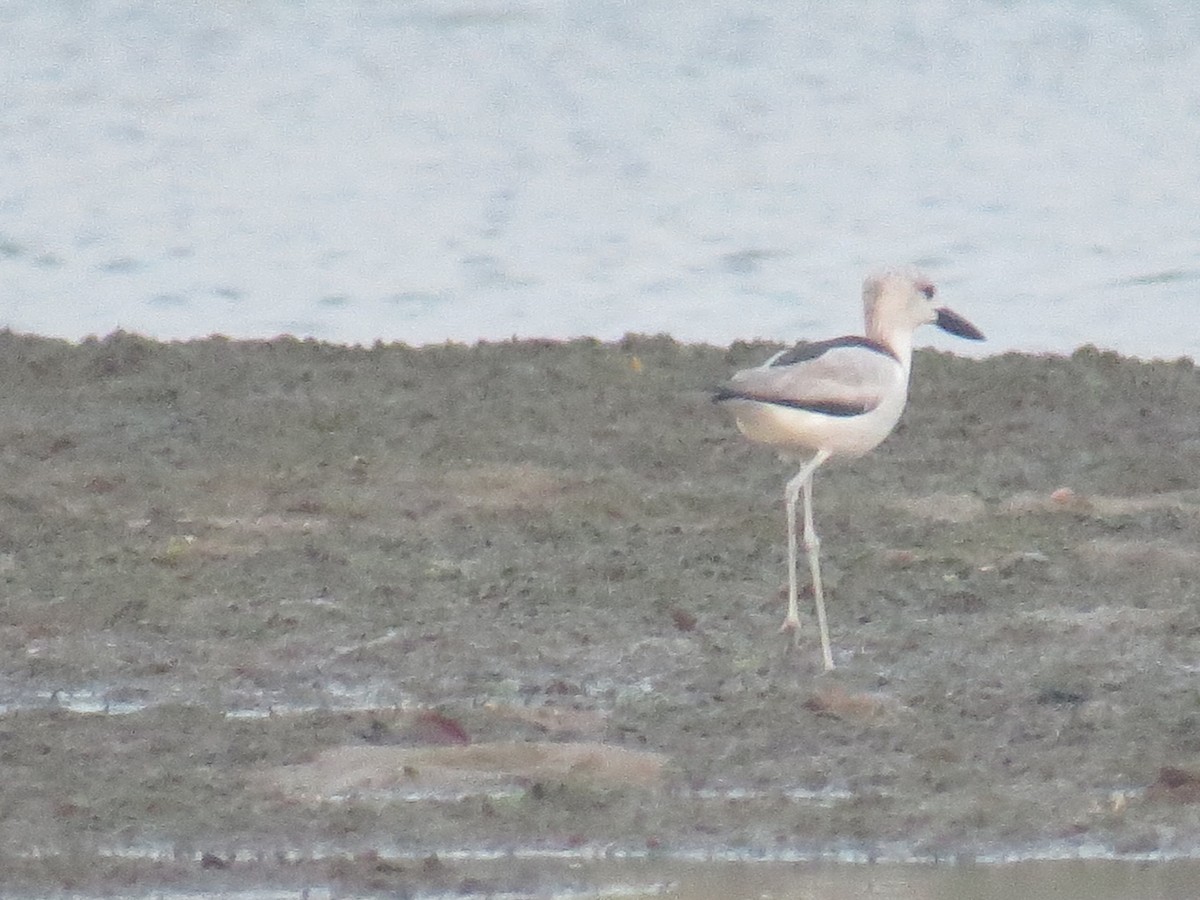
[782,449,831,649]
[802,454,835,671]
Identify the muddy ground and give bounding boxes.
[1,330,1199,895]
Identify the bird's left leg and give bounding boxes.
[800,450,835,671]
[783,449,831,658]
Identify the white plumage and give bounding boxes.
[715,268,984,670]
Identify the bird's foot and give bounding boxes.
[779,616,801,646]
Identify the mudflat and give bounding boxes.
[2,330,1199,895]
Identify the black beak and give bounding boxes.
[935,307,985,341]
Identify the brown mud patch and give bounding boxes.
[2,331,1200,894]
[260,741,667,799]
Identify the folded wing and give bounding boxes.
[715,338,899,417]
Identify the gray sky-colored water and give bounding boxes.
[2,0,1199,358]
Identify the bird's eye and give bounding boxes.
[920,283,936,299]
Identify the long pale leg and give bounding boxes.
[802,459,835,671]
[782,449,834,669]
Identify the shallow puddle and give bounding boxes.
[643,858,1200,899]
[9,856,1200,899]
[0,682,412,718]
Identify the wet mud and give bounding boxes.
[1,330,1199,895]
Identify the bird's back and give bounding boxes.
[714,338,910,457]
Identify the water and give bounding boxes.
[2,0,1199,356]
[1,15,1198,894]
[11,852,1200,900]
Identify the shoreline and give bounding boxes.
[8,325,1200,365]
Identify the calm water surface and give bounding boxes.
[625,857,1200,898]
[39,856,1200,899]
[2,0,1199,358]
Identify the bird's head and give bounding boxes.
[863,268,985,347]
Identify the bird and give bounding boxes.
[713,268,984,670]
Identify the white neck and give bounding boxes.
[870,326,916,380]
